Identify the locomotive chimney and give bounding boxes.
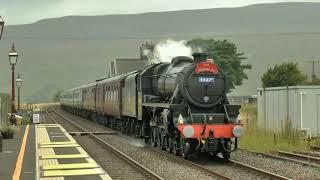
[192,52,208,63]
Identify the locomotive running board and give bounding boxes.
[142,102,170,108]
[68,131,118,136]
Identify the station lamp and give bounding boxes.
[0,16,4,40]
[9,43,18,66]
[16,74,23,110]
[9,43,19,122]
[16,76,22,88]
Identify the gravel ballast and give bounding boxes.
[231,150,320,179]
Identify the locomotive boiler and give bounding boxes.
[60,52,244,159]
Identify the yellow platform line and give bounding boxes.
[42,168,104,177]
[38,125,60,128]
[42,163,98,170]
[40,154,89,159]
[39,144,79,148]
[12,125,30,180]
[40,141,76,145]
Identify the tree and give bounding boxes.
[187,38,251,90]
[52,90,64,102]
[261,62,307,88]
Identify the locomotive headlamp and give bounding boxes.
[232,125,245,138]
[183,125,195,138]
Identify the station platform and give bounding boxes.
[0,125,35,180]
[0,124,112,180]
[36,124,111,180]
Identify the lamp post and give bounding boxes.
[0,16,4,40]
[16,74,22,111]
[9,43,18,124]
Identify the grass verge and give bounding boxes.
[238,104,317,153]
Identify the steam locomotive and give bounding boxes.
[60,52,244,159]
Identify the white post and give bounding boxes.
[300,92,305,130]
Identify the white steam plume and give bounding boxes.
[152,39,192,63]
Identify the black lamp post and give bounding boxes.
[0,16,4,40]
[16,74,22,111]
[9,43,18,124]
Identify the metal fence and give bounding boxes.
[0,93,10,125]
[257,86,320,136]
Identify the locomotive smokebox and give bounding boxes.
[192,52,208,63]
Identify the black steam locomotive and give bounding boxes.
[60,52,244,159]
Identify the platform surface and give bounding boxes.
[0,125,36,180]
[36,124,112,180]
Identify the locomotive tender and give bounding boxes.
[60,52,244,159]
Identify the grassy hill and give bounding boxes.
[0,2,320,103]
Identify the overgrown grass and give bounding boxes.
[238,104,316,152]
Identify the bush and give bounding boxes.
[21,113,31,125]
[0,125,16,139]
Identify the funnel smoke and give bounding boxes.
[152,39,192,63]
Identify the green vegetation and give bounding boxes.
[261,62,307,88]
[0,125,16,139]
[21,113,31,125]
[238,104,317,152]
[187,39,251,91]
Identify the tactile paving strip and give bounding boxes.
[36,124,112,180]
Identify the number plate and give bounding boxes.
[198,77,215,83]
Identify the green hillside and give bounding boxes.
[0,2,319,103]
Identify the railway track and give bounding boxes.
[45,107,164,180]
[294,150,320,157]
[277,151,320,165]
[239,149,320,168]
[227,159,290,180]
[153,148,290,180]
[54,107,293,180]
[49,108,231,179]
[151,148,231,179]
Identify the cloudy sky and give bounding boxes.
[1,0,320,25]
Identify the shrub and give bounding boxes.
[0,125,16,139]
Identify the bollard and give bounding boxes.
[0,132,3,152]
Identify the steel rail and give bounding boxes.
[277,151,320,164]
[152,148,231,180]
[228,160,291,180]
[46,108,164,180]
[294,150,320,158]
[239,148,320,168]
